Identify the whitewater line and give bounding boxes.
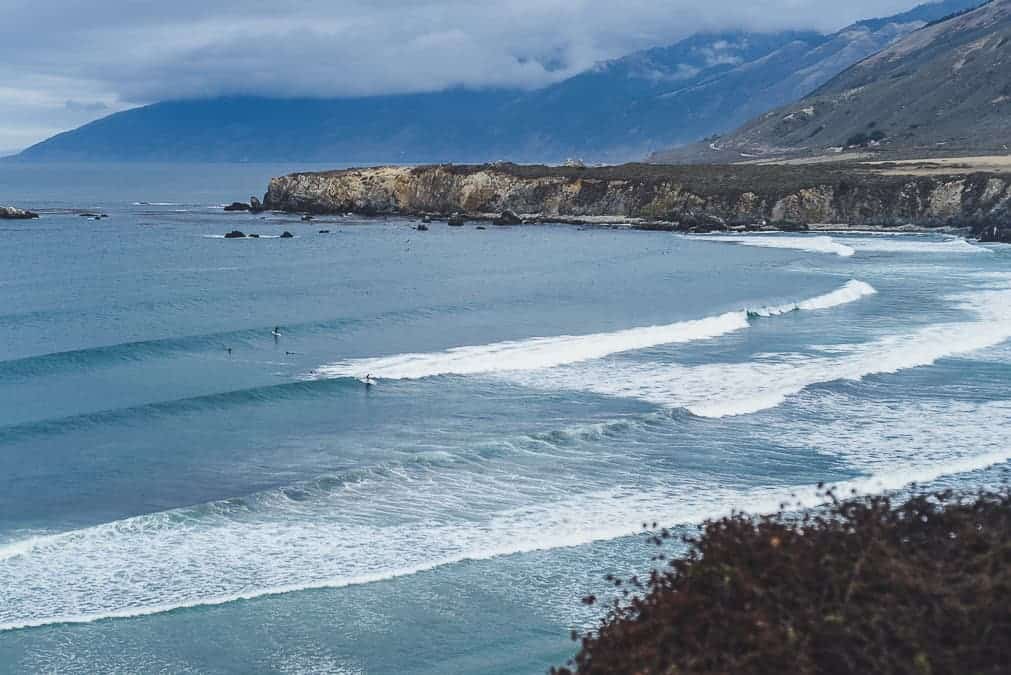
[506,286,1011,419]
[691,234,856,257]
[2,446,1008,634]
[314,280,876,381]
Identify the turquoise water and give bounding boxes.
[1,164,1010,673]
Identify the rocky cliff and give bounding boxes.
[263,163,1011,239]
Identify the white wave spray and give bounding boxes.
[2,396,1008,633]
[316,280,875,381]
[692,234,856,257]
[509,287,1011,418]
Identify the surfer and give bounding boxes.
[226,347,232,355]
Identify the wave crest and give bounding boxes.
[316,280,875,381]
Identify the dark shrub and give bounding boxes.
[554,489,1011,675]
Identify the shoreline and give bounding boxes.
[255,209,983,239]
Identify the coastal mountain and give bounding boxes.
[10,0,978,164]
[653,0,1011,163]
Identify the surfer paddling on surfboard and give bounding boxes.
[272,325,281,339]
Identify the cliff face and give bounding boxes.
[263,164,1011,236]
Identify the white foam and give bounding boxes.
[751,280,876,317]
[316,280,875,381]
[318,312,749,380]
[692,234,856,257]
[2,413,1007,633]
[510,287,1011,418]
[845,237,990,254]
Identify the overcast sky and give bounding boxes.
[0,0,931,153]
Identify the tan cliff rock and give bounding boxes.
[263,163,1011,236]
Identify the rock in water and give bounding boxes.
[447,213,466,226]
[280,231,294,238]
[0,206,39,219]
[417,223,429,231]
[224,230,246,238]
[301,214,313,221]
[249,196,264,213]
[421,215,432,224]
[494,209,522,225]
[978,225,1010,243]
[224,202,251,212]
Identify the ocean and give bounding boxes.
[1,163,1009,673]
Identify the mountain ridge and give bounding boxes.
[652,0,1009,163]
[10,0,980,163]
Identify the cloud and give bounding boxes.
[65,100,109,113]
[0,0,929,150]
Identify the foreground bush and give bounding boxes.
[555,489,1011,674]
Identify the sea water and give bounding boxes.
[0,163,1009,673]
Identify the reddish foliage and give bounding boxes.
[555,490,1011,675]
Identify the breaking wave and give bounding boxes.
[692,234,856,257]
[316,280,875,381]
[2,396,1008,633]
[508,287,1011,418]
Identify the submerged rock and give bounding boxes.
[224,230,246,238]
[224,202,251,212]
[494,209,522,225]
[280,231,294,238]
[301,214,313,221]
[417,223,429,231]
[0,206,39,219]
[318,229,331,234]
[447,213,466,226]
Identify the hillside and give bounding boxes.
[9,0,977,163]
[654,0,1011,163]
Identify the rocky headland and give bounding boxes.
[262,163,1011,241]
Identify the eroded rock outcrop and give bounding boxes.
[0,206,39,219]
[263,163,1011,234]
